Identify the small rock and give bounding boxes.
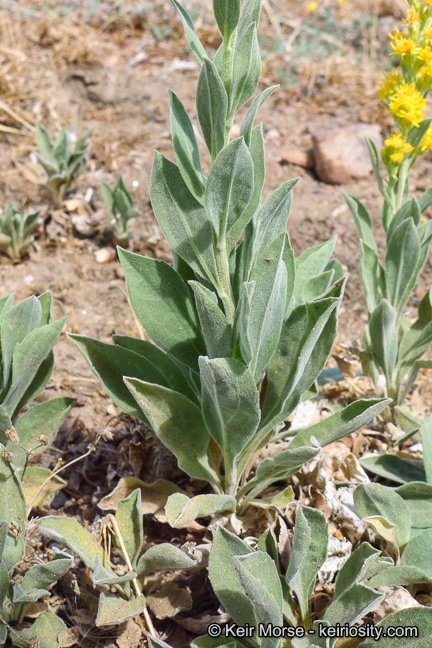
[94,247,116,264]
[312,123,382,185]
[280,149,314,169]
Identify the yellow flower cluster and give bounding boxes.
[390,30,418,57]
[382,133,414,164]
[388,82,426,128]
[378,69,402,103]
[379,1,432,172]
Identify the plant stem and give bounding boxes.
[394,161,408,213]
[108,514,158,639]
[215,241,236,323]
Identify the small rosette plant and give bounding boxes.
[38,488,199,631]
[101,175,141,246]
[69,0,388,526]
[150,506,432,648]
[35,122,92,207]
[0,204,39,261]
[345,0,432,415]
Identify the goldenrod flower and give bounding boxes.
[382,132,415,165]
[388,81,426,127]
[390,30,418,57]
[405,8,421,27]
[378,69,402,103]
[418,45,432,61]
[418,124,432,152]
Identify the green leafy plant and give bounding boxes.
[0,204,39,261]
[38,488,199,630]
[68,0,388,526]
[35,123,92,207]
[354,480,432,588]
[0,292,75,473]
[344,0,432,415]
[0,453,73,647]
[169,505,432,648]
[101,175,141,246]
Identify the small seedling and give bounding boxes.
[35,122,92,207]
[0,204,39,260]
[101,175,141,246]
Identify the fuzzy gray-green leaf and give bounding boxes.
[369,299,398,382]
[235,552,283,648]
[125,378,220,489]
[8,397,75,468]
[209,527,255,629]
[385,218,421,318]
[248,234,288,380]
[137,543,198,578]
[214,0,241,41]
[115,489,143,568]
[119,250,205,371]
[240,85,278,147]
[197,58,227,160]
[69,333,180,423]
[291,237,337,309]
[170,91,205,203]
[169,0,207,65]
[166,493,236,527]
[290,398,390,451]
[285,506,328,622]
[206,138,254,241]
[354,483,411,551]
[360,607,432,647]
[149,152,218,283]
[199,357,260,472]
[189,282,231,358]
[231,23,261,114]
[262,298,339,431]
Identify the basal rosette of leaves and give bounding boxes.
[0,204,39,261]
[147,506,432,648]
[35,123,92,208]
[101,175,141,247]
[69,0,389,527]
[344,0,432,415]
[37,488,200,631]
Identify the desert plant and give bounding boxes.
[38,488,199,631]
[0,292,75,468]
[146,506,432,648]
[0,454,73,647]
[0,204,39,260]
[0,292,74,452]
[68,0,388,526]
[35,122,92,207]
[344,0,432,415]
[101,175,141,246]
